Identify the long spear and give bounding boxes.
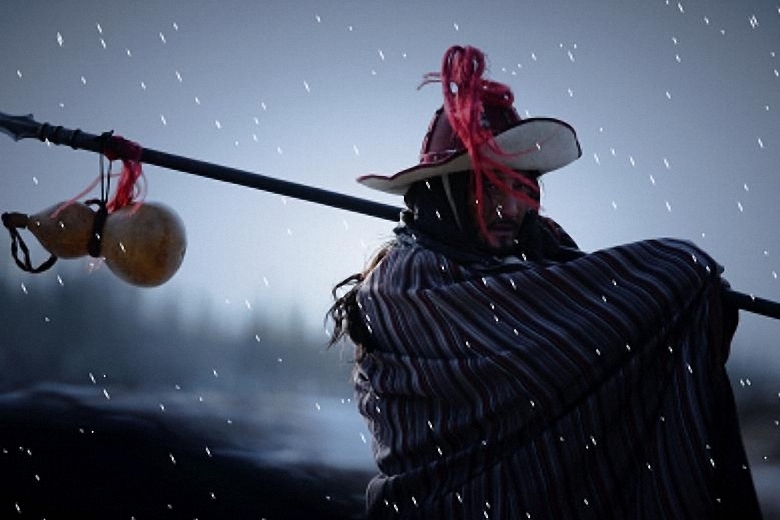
[2,111,779,321]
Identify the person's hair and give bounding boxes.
[325,241,393,360]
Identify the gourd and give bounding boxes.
[2,201,186,287]
[102,203,186,287]
[24,202,95,258]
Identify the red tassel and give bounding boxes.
[52,136,146,221]
[103,136,146,212]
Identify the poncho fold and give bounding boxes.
[355,234,759,519]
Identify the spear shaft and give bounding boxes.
[1,111,779,321]
[0,112,401,222]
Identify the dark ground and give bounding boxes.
[1,383,778,519]
[0,385,371,519]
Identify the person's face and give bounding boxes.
[470,170,540,254]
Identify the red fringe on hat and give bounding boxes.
[424,45,541,245]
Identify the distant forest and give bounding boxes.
[0,266,355,396]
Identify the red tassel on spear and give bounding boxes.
[52,134,146,218]
[103,135,146,212]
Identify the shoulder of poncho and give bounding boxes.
[608,237,719,270]
[631,237,703,253]
[364,236,720,295]
[356,235,723,366]
[389,236,714,269]
[364,239,471,292]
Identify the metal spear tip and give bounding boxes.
[0,112,37,141]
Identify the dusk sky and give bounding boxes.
[1,1,779,364]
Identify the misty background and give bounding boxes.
[1,0,779,517]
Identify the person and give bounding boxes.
[328,45,762,519]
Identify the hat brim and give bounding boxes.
[358,117,581,195]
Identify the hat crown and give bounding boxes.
[419,104,522,165]
[355,45,581,197]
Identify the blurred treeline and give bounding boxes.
[0,266,354,396]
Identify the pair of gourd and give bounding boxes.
[14,201,186,287]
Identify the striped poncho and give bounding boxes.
[354,231,760,519]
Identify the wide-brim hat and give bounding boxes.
[358,100,582,196]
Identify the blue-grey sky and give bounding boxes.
[1,0,779,371]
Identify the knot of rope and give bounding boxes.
[83,198,109,258]
[1,211,57,273]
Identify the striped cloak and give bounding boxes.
[354,233,760,519]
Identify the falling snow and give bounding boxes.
[0,4,778,518]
